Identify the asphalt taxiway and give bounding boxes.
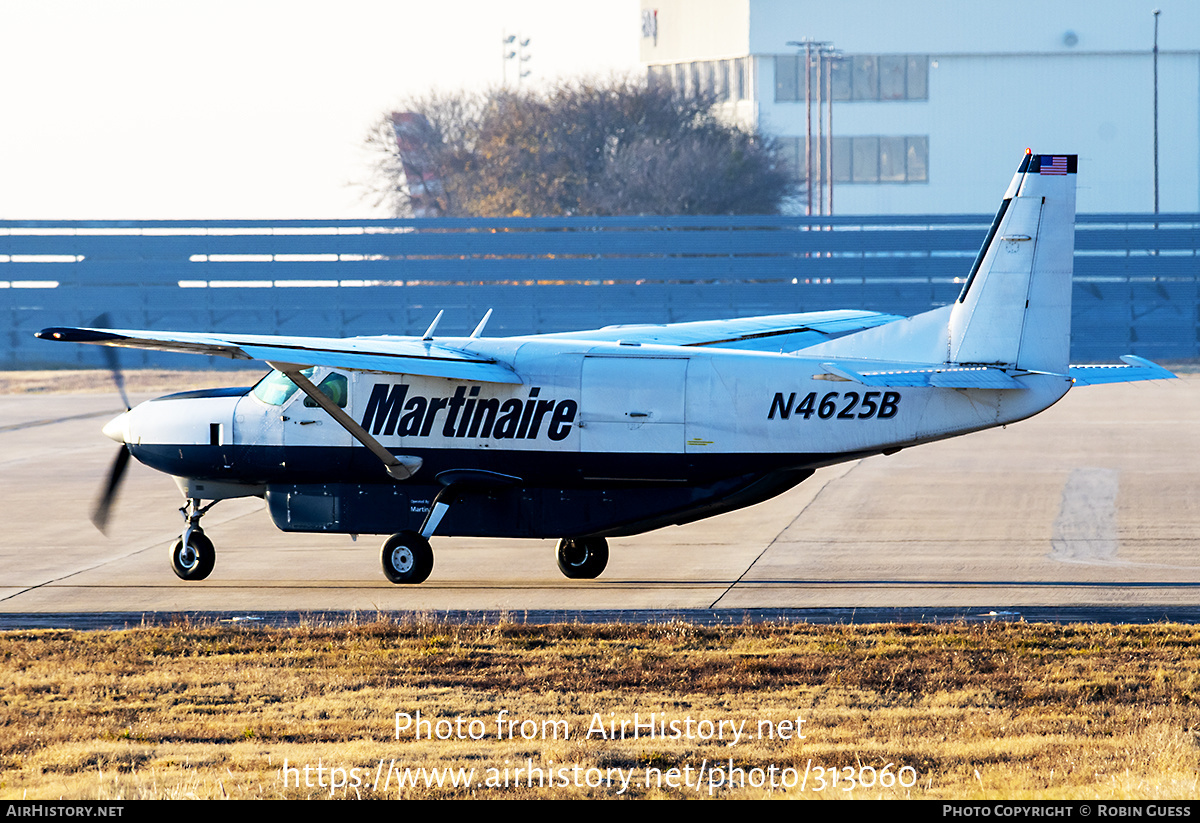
[1,375,1197,621]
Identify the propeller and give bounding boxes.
[90,313,132,533]
[93,312,131,412]
[92,446,130,533]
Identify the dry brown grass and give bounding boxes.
[3,619,1200,799]
[0,370,265,396]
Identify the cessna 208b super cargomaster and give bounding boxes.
[38,151,1174,584]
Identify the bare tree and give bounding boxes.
[368,79,795,217]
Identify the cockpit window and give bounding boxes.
[251,367,314,406]
[250,368,348,408]
[304,372,348,409]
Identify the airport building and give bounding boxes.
[639,0,1200,214]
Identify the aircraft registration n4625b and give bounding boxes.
[38,151,1175,584]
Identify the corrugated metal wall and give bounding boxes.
[3,214,1196,368]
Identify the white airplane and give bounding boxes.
[38,151,1174,585]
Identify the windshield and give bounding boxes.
[250,367,314,406]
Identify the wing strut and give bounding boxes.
[269,362,422,481]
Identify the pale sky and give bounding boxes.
[0,1,641,219]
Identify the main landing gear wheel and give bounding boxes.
[556,536,609,579]
[381,530,434,584]
[171,529,215,581]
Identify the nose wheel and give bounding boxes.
[171,497,218,581]
[171,529,215,581]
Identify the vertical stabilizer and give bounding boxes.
[948,152,1076,373]
[796,152,1077,370]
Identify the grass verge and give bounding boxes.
[3,618,1200,799]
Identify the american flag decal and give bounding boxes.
[1040,155,1069,175]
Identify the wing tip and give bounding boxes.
[36,327,124,344]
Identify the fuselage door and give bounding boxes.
[579,356,687,452]
[233,367,350,478]
[281,369,352,452]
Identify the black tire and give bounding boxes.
[556,536,609,579]
[381,530,434,584]
[171,530,215,581]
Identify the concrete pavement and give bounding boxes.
[2,376,1196,614]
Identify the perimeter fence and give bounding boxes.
[2,213,1196,368]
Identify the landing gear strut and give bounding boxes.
[377,472,521,585]
[377,485,450,584]
[171,497,217,581]
[556,536,609,579]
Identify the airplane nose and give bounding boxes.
[102,411,129,444]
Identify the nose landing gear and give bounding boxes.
[171,498,218,581]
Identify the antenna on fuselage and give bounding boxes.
[421,310,444,341]
[469,308,493,339]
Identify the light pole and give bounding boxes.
[787,39,829,216]
[824,48,840,216]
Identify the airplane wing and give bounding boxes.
[35,327,523,384]
[522,309,904,352]
[38,310,902,382]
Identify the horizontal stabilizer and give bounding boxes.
[821,362,1026,389]
[1068,356,1177,386]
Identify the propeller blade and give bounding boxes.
[90,313,130,410]
[92,445,131,534]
